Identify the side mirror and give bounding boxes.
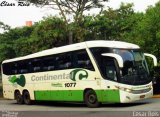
[101,53,123,68]
[144,53,157,66]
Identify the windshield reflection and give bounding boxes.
[90,47,151,85]
[113,49,151,85]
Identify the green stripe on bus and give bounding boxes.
[34,90,120,102]
[34,90,84,101]
[97,90,120,103]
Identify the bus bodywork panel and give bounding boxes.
[3,69,101,101]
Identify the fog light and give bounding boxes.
[126,96,131,100]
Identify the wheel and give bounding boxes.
[84,90,100,108]
[23,91,32,105]
[15,91,23,104]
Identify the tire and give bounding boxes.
[23,91,32,105]
[84,90,100,108]
[15,91,23,104]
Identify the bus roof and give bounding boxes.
[2,40,140,63]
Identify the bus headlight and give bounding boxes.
[115,86,152,94]
[115,86,132,93]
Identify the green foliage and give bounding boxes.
[79,3,137,41]
[0,17,67,64]
[0,21,10,31]
[154,62,160,79]
[29,17,67,52]
[140,2,160,60]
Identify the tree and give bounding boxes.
[0,44,16,63]
[0,25,35,62]
[0,21,10,31]
[26,0,107,24]
[80,3,137,41]
[24,0,108,43]
[133,1,160,61]
[29,16,67,52]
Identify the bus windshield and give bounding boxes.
[113,49,151,85]
[90,47,151,85]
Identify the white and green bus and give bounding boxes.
[1,41,157,107]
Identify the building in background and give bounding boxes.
[26,21,32,27]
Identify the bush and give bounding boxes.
[153,62,160,94]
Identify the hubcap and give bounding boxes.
[16,93,21,102]
[89,94,96,103]
[24,93,30,104]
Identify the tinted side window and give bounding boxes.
[2,61,27,75]
[101,57,118,81]
[90,47,111,65]
[2,63,14,75]
[57,53,72,70]
[31,58,42,72]
[2,50,95,75]
[17,61,29,74]
[74,50,95,71]
[90,47,118,81]
[42,56,56,71]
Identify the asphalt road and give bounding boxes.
[0,98,160,117]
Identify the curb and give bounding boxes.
[153,95,160,98]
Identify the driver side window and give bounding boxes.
[102,58,118,81]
